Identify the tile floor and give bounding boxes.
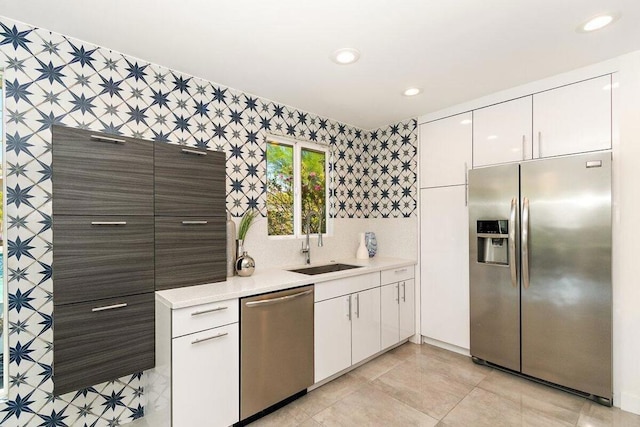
[247,342,640,427]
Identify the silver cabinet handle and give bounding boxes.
[394,268,408,274]
[355,293,360,318]
[91,221,127,226]
[181,148,207,156]
[92,303,127,312]
[245,289,313,307]
[191,306,228,316]
[522,135,526,161]
[90,134,126,144]
[395,284,399,303]
[509,197,518,288]
[182,220,208,225]
[402,282,406,302]
[464,162,468,206]
[347,295,352,320]
[522,197,530,289]
[191,332,228,345]
[537,131,542,158]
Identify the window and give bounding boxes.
[266,137,329,237]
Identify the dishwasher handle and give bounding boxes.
[244,289,313,308]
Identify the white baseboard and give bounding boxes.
[620,392,640,415]
[421,336,470,357]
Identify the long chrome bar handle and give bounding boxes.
[402,282,406,302]
[355,293,360,318]
[90,134,126,144]
[347,295,352,320]
[509,197,518,288]
[522,197,530,289]
[464,162,468,206]
[395,284,399,303]
[537,131,542,158]
[245,289,313,307]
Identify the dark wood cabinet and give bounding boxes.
[155,216,227,291]
[53,215,154,305]
[154,143,226,217]
[52,126,153,216]
[51,127,228,395]
[53,293,155,395]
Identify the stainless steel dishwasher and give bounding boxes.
[240,285,314,422]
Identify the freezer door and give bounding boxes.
[520,152,612,400]
[468,163,520,371]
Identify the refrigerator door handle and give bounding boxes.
[509,197,518,288]
[522,197,530,289]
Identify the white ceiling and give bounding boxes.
[2,0,640,129]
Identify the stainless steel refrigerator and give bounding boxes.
[468,151,612,403]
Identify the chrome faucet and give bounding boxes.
[301,210,323,264]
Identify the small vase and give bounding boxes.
[235,251,255,277]
[365,232,377,258]
[356,233,369,260]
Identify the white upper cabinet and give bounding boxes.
[473,97,533,167]
[533,75,612,158]
[420,112,472,188]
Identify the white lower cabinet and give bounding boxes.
[314,273,381,383]
[314,295,352,382]
[351,287,381,365]
[173,323,239,427]
[381,267,415,349]
[149,298,239,427]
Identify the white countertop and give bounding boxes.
[155,257,416,309]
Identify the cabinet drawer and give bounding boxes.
[381,266,414,285]
[315,272,380,302]
[172,298,239,338]
[154,143,226,217]
[53,293,155,395]
[53,215,155,305]
[52,126,153,215]
[155,216,226,291]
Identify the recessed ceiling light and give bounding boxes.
[403,87,422,97]
[460,119,472,125]
[331,48,360,65]
[578,14,618,32]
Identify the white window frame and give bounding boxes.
[266,135,332,240]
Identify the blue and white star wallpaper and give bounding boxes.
[0,17,417,426]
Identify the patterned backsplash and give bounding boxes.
[0,17,416,426]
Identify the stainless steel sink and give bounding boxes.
[289,263,363,275]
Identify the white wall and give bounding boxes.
[418,50,640,414]
[613,51,640,414]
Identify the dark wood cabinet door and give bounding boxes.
[53,216,155,305]
[155,216,227,290]
[52,125,154,216]
[154,143,226,217]
[53,293,155,395]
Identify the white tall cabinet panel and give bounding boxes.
[351,287,381,365]
[315,295,352,383]
[420,186,470,349]
[420,112,472,188]
[473,96,533,167]
[533,75,612,158]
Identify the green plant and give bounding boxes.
[238,209,258,241]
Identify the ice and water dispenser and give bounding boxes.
[476,220,509,265]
